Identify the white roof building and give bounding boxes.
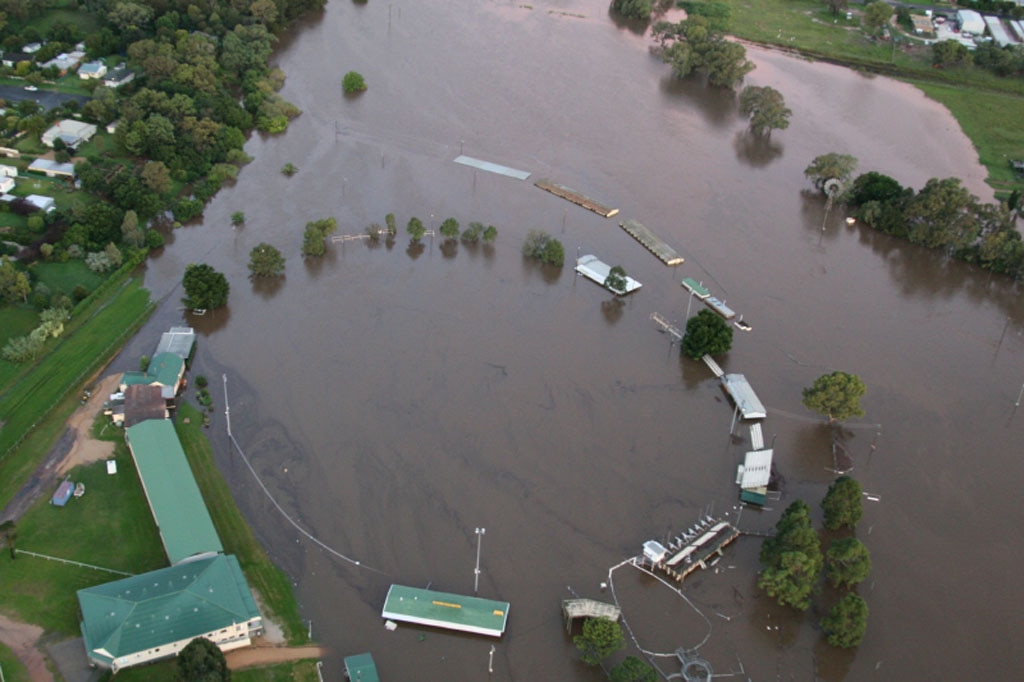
[0,164,17,178]
[78,61,107,79]
[25,194,55,212]
[41,120,97,148]
[957,9,985,35]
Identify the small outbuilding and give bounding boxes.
[957,9,985,35]
[51,479,74,506]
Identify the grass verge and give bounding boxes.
[0,437,166,634]
[175,403,308,645]
[100,656,321,682]
[0,641,33,682]
[0,275,154,510]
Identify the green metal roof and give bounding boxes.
[147,352,184,388]
[120,370,152,387]
[125,420,223,564]
[77,554,260,668]
[381,585,509,637]
[343,653,380,682]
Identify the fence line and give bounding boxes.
[15,548,135,576]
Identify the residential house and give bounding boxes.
[106,384,168,427]
[25,194,55,212]
[40,50,85,75]
[41,120,97,148]
[78,61,107,79]
[28,158,75,179]
[0,164,17,178]
[102,66,135,88]
[120,352,187,400]
[21,43,42,54]
[2,52,33,68]
[0,177,14,194]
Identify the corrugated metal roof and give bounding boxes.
[574,255,642,294]
[721,374,766,420]
[343,653,380,682]
[739,449,773,489]
[125,420,223,564]
[155,327,196,360]
[381,585,510,637]
[77,555,259,666]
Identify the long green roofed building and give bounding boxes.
[125,419,223,564]
[381,585,510,637]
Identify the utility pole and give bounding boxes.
[1016,381,1024,407]
[474,527,486,594]
[488,645,495,674]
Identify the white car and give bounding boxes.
[23,85,38,92]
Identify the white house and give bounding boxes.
[957,9,985,35]
[25,194,55,212]
[102,66,135,88]
[21,42,42,54]
[0,177,14,194]
[78,61,107,79]
[28,158,75,179]
[41,120,97,148]
[0,164,17,178]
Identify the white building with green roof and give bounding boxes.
[125,420,223,564]
[120,351,186,400]
[381,585,510,637]
[77,554,262,672]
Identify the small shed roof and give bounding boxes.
[721,373,767,420]
[574,255,642,294]
[123,384,167,427]
[343,653,380,682]
[381,585,509,637]
[52,479,74,506]
[125,420,223,564]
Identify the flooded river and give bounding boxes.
[123,1,1021,679]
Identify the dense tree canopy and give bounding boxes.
[821,475,864,531]
[804,153,858,191]
[681,309,733,360]
[248,243,285,278]
[825,536,872,589]
[758,500,823,610]
[655,16,754,88]
[822,593,869,648]
[802,371,866,422]
[739,85,791,136]
[182,263,230,310]
[302,217,338,257]
[612,0,654,21]
[573,617,626,666]
[610,655,658,682]
[604,265,629,295]
[862,1,893,33]
[177,637,230,682]
[522,230,565,266]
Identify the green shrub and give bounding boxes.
[342,71,367,93]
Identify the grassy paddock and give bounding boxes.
[0,306,40,348]
[0,641,33,682]
[175,403,309,645]
[0,438,166,634]
[0,276,154,510]
[30,260,105,296]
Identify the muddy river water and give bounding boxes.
[121,1,1022,679]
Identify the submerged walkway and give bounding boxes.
[619,219,684,265]
[534,179,619,217]
[453,155,531,180]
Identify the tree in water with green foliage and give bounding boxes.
[342,70,367,93]
[182,263,230,310]
[610,655,658,682]
[407,217,426,243]
[654,15,754,89]
[758,500,823,610]
[301,217,338,257]
[802,371,866,422]
[573,617,626,666]
[739,85,791,137]
[177,637,230,682]
[804,153,857,192]
[681,309,733,360]
[439,217,460,242]
[604,265,629,294]
[248,243,286,278]
[822,593,869,648]
[825,537,872,589]
[522,230,565,267]
[821,475,863,531]
[612,0,653,21]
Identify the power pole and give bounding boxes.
[474,527,486,594]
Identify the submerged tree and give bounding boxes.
[802,371,866,422]
[804,153,858,191]
[681,309,733,360]
[825,537,872,589]
[739,85,792,137]
[407,216,426,243]
[301,217,338,257]
[655,16,754,89]
[439,217,460,242]
[248,242,285,278]
[821,475,864,530]
[573,617,626,666]
[522,230,565,267]
[822,593,869,648]
[758,500,823,610]
[182,263,229,310]
[604,265,628,294]
[610,655,657,682]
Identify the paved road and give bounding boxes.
[0,84,89,111]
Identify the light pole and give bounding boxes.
[474,527,486,594]
[488,645,495,674]
[1016,381,1024,407]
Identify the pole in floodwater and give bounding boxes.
[474,527,486,594]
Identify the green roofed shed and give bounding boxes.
[343,653,380,682]
[381,585,509,637]
[77,554,261,672]
[125,420,223,564]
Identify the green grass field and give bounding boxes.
[30,260,104,296]
[0,275,155,509]
[0,437,167,634]
[0,641,32,682]
[175,403,309,646]
[0,306,40,348]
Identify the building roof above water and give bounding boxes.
[381,585,510,637]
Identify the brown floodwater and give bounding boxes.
[123,1,1022,679]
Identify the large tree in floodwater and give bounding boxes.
[654,16,754,89]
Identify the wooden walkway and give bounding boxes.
[534,179,619,217]
[619,220,684,265]
[702,354,724,378]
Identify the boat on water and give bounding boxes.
[704,296,736,320]
[734,315,752,331]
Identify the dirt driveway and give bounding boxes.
[0,613,51,682]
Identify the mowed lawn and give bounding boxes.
[0,437,166,634]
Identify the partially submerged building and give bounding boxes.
[381,585,510,637]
